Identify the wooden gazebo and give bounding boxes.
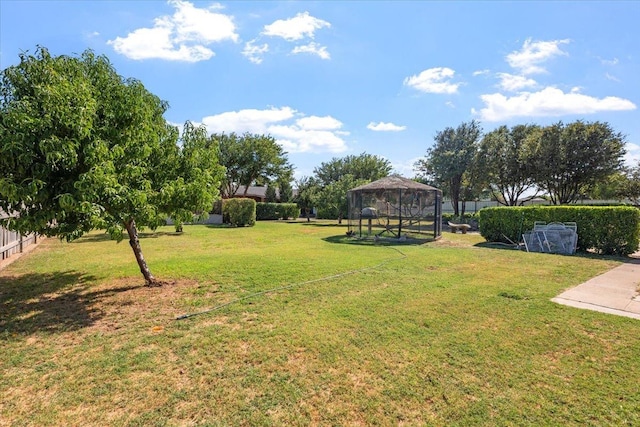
[346,176,442,240]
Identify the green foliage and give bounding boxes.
[265,185,278,203]
[223,198,256,227]
[0,48,221,239]
[475,124,539,205]
[158,122,225,232]
[618,161,640,205]
[278,176,294,203]
[315,175,369,220]
[0,47,224,284]
[215,132,293,198]
[294,176,319,219]
[586,172,628,200]
[313,153,392,187]
[311,153,391,221]
[478,206,640,255]
[525,121,626,204]
[256,203,299,220]
[416,120,482,216]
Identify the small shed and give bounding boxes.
[347,176,442,240]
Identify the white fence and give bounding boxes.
[441,199,625,215]
[0,212,39,261]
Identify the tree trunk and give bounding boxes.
[124,219,159,286]
[451,198,459,217]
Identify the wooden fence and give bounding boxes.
[0,212,39,261]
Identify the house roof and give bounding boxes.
[348,176,440,192]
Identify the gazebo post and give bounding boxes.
[398,188,402,237]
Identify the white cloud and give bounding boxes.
[605,72,621,82]
[506,38,570,74]
[391,157,423,177]
[268,125,347,153]
[601,57,619,66]
[367,122,406,132]
[473,69,490,77]
[201,107,348,153]
[497,73,537,91]
[297,115,342,130]
[291,42,330,60]
[242,39,269,64]
[263,11,330,41]
[404,67,461,94]
[625,143,640,166]
[476,86,637,122]
[108,0,237,62]
[202,107,296,134]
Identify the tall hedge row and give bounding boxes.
[477,206,640,255]
[222,198,256,227]
[256,203,299,220]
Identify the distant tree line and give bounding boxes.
[415,120,635,216]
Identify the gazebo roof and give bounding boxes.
[349,176,439,192]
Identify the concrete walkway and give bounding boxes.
[552,254,640,320]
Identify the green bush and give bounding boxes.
[223,198,256,227]
[477,206,640,255]
[280,203,300,220]
[256,203,300,220]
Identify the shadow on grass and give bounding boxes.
[474,241,640,264]
[293,221,348,228]
[323,234,434,246]
[138,231,184,239]
[70,233,114,244]
[474,241,522,251]
[71,231,185,244]
[204,224,239,229]
[0,271,141,335]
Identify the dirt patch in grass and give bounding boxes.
[0,274,198,336]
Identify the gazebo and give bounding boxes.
[346,176,442,240]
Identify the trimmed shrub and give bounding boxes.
[223,198,256,227]
[477,206,640,255]
[256,202,279,220]
[256,203,300,220]
[279,203,300,220]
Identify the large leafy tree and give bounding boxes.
[525,121,626,204]
[314,153,392,187]
[586,171,628,200]
[315,175,369,222]
[415,120,481,216]
[475,124,539,206]
[294,176,319,221]
[215,132,293,198]
[312,153,392,222]
[156,121,225,232]
[617,161,640,206]
[0,47,221,286]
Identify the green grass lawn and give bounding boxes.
[1,221,639,426]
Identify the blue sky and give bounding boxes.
[2,1,639,180]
